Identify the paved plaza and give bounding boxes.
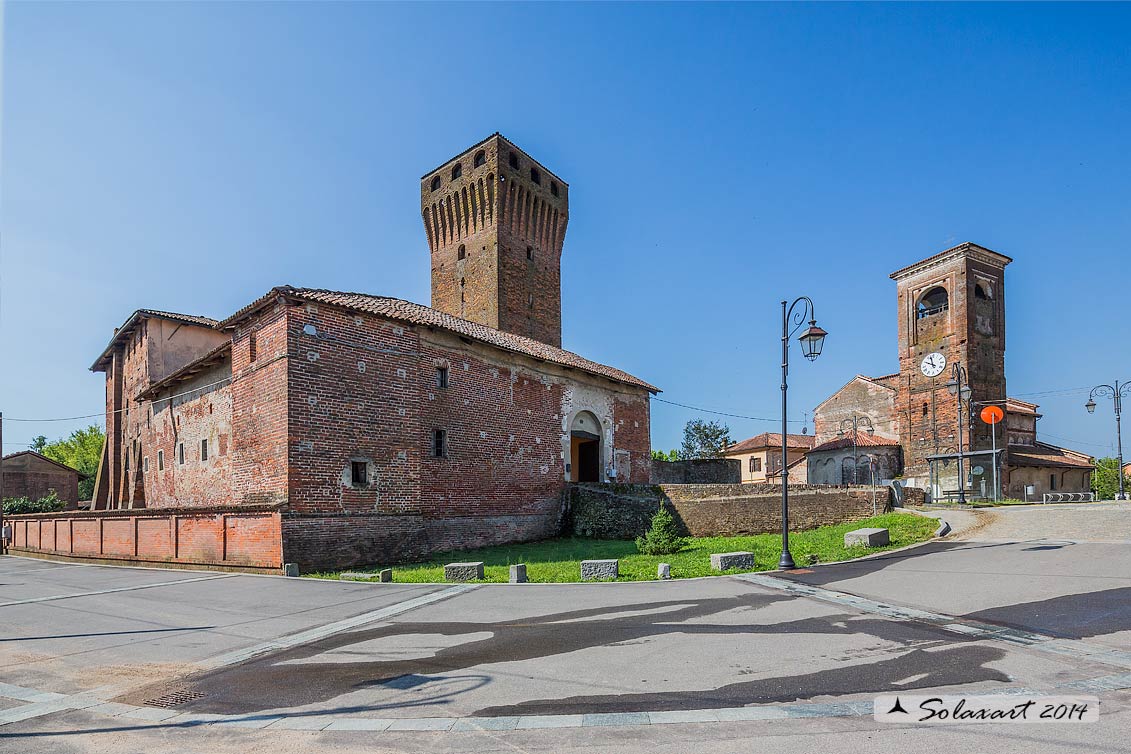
[2,504,1131,753]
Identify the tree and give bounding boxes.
[1092,457,1130,500]
[651,449,680,462]
[30,436,47,453]
[39,425,105,500]
[679,419,732,460]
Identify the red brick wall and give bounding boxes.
[6,507,283,571]
[2,470,79,506]
[230,302,291,505]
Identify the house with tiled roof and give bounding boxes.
[76,134,658,571]
[722,432,815,484]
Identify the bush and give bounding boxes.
[3,490,67,515]
[635,505,687,555]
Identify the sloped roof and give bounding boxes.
[136,342,232,401]
[1,450,86,477]
[889,242,1013,281]
[808,434,902,454]
[91,309,220,372]
[221,286,658,393]
[813,374,898,413]
[1008,441,1093,470]
[1005,398,1041,416]
[723,432,815,455]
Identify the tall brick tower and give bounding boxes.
[890,243,1011,487]
[421,134,569,347]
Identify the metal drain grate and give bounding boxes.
[144,689,206,709]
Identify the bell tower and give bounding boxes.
[890,242,1011,485]
[421,133,569,347]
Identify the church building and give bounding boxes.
[808,242,1092,501]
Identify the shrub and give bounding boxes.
[635,504,687,555]
[3,490,67,515]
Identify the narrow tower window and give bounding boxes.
[526,246,533,261]
[550,181,559,197]
[451,163,462,180]
[458,244,466,260]
[473,151,486,168]
[430,175,442,192]
[508,152,519,169]
[530,167,541,185]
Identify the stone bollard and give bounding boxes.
[710,552,754,571]
[580,559,618,581]
[378,568,393,582]
[844,528,890,548]
[339,571,383,581]
[657,563,671,580]
[283,563,299,577]
[444,562,485,582]
[509,564,528,583]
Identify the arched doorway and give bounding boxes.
[570,411,602,483]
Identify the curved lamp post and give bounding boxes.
[779,297,827,570]
[1086,381,1131,500]
[945,363,973,504]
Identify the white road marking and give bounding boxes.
[0,573,237,608]
[197,583,478,670]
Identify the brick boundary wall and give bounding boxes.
[569,483,894,540]
[281,509,564,571]
[650,459,741,485]
[5,506,284,573]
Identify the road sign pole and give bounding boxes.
[992,418,998,505]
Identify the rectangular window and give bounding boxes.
[158,450,164,471]
[177,442,185,465]
[351,461,368,486]
[143,456,149,473]
[753,457,762,472]
[125,454,130,472]
[436,366,449,389]
[249,332,258,362]
[201,438,209,462]
[1050,474,1057,491]
[433,429,447,458]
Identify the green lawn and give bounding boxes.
[307,511,938,583]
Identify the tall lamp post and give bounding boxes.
[779,297,828,570]
[945,363,973,504]
[1085,380,1131,501]
[837,415,875,484]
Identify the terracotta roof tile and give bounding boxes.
[222,287,658,393]
[724,432,815,455]
[1007,442,1093,470]
[807,434,902,454]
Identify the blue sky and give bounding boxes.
[2,2,1129,457]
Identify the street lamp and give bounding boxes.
[945,363,972,504]
[837,415,874,484]
[779,297,827,570]
[1085,381,1131,500]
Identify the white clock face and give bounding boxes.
[920,352,947,378]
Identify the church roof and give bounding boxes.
[807,434,902,454]
[221,286,659,393]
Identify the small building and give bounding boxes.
[0,451,83,507]
[805,434,902,485]
[722,433,815,484]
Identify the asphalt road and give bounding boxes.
[3,503,1131,753]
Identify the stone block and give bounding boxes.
[657,563,671,580]
[844,527,889,547]
[509,564,527,583]
[339,571,382,582]
[581,559,618,581]
[444,562,485,582]
[710,552,754,571]
[378,568,392,582]
[283,563,299,577]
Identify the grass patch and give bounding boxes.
[306,511,938,583]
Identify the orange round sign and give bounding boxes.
[981,405,1005,425]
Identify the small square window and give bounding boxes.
[201,439,209,462]
[433,429,447,458]
[436,366,449,389]
[177,443,185,465]
[351,461,368,486]
[158,450,164,471]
